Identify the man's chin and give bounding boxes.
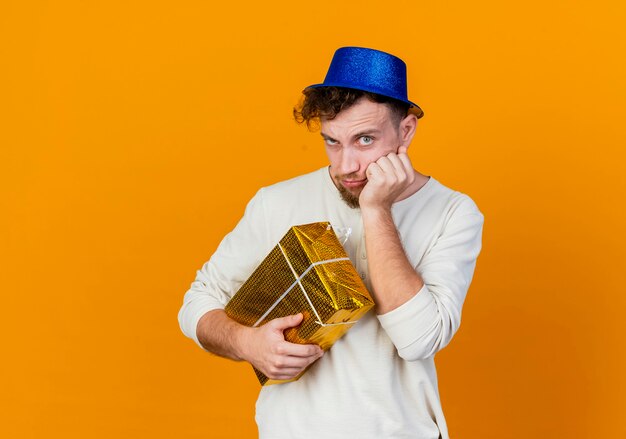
[338,186,361,209]
[331,172,363,209]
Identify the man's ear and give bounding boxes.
[399,113,418,149]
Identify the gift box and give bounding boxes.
[225,222,374,385]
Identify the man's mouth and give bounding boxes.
[341,178,367,188]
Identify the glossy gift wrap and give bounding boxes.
[225,222,374,385]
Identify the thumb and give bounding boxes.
[398,145,408,155]
[270,313,303,331]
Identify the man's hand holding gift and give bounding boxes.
[238,313,324,381]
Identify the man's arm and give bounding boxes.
[178,189,323,380]
[360,207,425,314]
[196,309,323,381]
[359,148,483,360]
[359,146,425,314]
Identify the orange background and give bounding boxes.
[1,1,625,438]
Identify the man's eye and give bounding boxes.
[325,139,338,146]
[359,136,374,145]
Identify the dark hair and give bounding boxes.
[293,86,421,130]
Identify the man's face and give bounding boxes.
[321,97,409,208]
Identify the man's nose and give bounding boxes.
[339,148,359,175]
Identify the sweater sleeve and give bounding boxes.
[377,199,484,361]
[177,189,269,349]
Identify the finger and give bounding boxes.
[392,148,413,175]
[266,353,322,379]
[268,369,306,380]
[397,152,412,173]
[270,313,303,331]
[376,155,399,177]
[279,342,324,358]
[366,162,382,179]
[385,153,406,174]
[379,153,406,183]
[273,353,320,369]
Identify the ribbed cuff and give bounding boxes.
[376,283,438,350]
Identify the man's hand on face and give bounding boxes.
[239,313,324,381]
[359,146,416,211]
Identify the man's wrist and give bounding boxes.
[196,310,251,362]
[231,323,252,362]
[360,203,393,223]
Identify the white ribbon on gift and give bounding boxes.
[252,242,360,328]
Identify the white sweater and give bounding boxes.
[178,167,484,439]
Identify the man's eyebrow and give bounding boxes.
[320,129,382,141]
[352,129,382,138]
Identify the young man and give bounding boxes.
[178,47,484,438]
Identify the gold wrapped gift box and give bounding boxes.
[225,222,374,386]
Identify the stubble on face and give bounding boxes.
[333,171,363,209]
